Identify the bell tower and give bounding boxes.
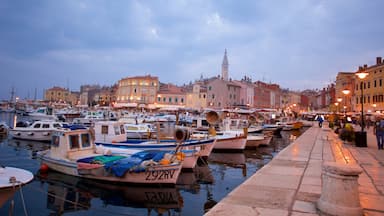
[221,49,229,81]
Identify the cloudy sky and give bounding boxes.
[1,0,384,100]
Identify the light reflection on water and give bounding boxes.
[0,112,305,216]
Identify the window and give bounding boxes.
[380,79,383,86]
[69,135,80,149]
[101,125,108,134]
[169,97,172,103]
[81,134,91,148]
[175,97,178,103]
[158,97,161,102]
[368,82,370,88]
[212,94,215,99]
[181,98,184,103]
[52,135,60,147]
[208,86,212,91]
[34,123,41,128]
[120,125,125,134]
[374,80,377,87]
[114,126,120,135]
[42,124,50,128]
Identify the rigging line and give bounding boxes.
[17,182,28,216]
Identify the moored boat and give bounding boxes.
[0,166,34,207]
[37,127,183,185]
[9,120,65,142]
[93,121,216,169]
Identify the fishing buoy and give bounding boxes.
[40,164,49,173]
[176,152,185,161]
[159,159,170,165]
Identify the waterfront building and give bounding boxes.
[115,75,159,107]
[201,50,242,109]
[44,86,72,104]
[93,86,115,106]
[353,57,384,113]
[79,84,102,107]
[254,81,281,109]
[184,83,207,110]
[233,76,255,108]
[301,89,318,111]
[156,83,186,108]
[206,77,241,109]
[335,72,354,112]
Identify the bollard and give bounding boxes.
[317,162,363,216]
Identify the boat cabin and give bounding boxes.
[94,121,126,143]
[50,129,96,161]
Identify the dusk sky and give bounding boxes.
[1,0,384,100]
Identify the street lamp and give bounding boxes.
[336,98,342,114]
[355,70,369,147]
[342,89,350,123]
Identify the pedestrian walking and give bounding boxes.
[373,117,384,150]
[315,114,325,128]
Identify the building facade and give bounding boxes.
[353,57,384,113]
[156,83,186,108]
[44,86,71,104]
[115,75,159,106]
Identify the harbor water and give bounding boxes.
[0,112,307,216]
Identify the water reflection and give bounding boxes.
[7,138,50,159]
[0,112,308,216]
[36,171,184,215]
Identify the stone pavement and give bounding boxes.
[205,123,384,216]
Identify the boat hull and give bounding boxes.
[9,129,55,141]
[39,153,182,185]
[213,135,247,151]
[246,134,272,148]
[94,138,216,169]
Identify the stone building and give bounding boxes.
[156,83,186,108]
[115,75,159,107]
[254,81,281,109]
[335,72,355,112]
[44,86,71,103]
[353,57,384,113]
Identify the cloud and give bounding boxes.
[1,0,384,100]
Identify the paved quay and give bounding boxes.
[205,123,384,216]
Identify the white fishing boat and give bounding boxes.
[245,133,273,148]
[124,123,156,139]
[9,120,65,142]
[28,106,58,121]
[93,121,216,169]
[37,127,183,185]
[0,166,34,207]
[213,132,247,151]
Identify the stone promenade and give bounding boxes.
[205,123,384,216]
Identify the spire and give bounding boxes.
[221,49,229,81]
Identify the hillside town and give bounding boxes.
[1,51,384,116]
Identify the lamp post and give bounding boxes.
[337,98,342,114]
[342,89,350,124]
[355,70,369,147]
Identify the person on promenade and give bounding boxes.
[373,117,384,150]
[315,114,325,128]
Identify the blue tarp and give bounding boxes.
[105,150,170,177]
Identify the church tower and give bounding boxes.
[221,49,229,81]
